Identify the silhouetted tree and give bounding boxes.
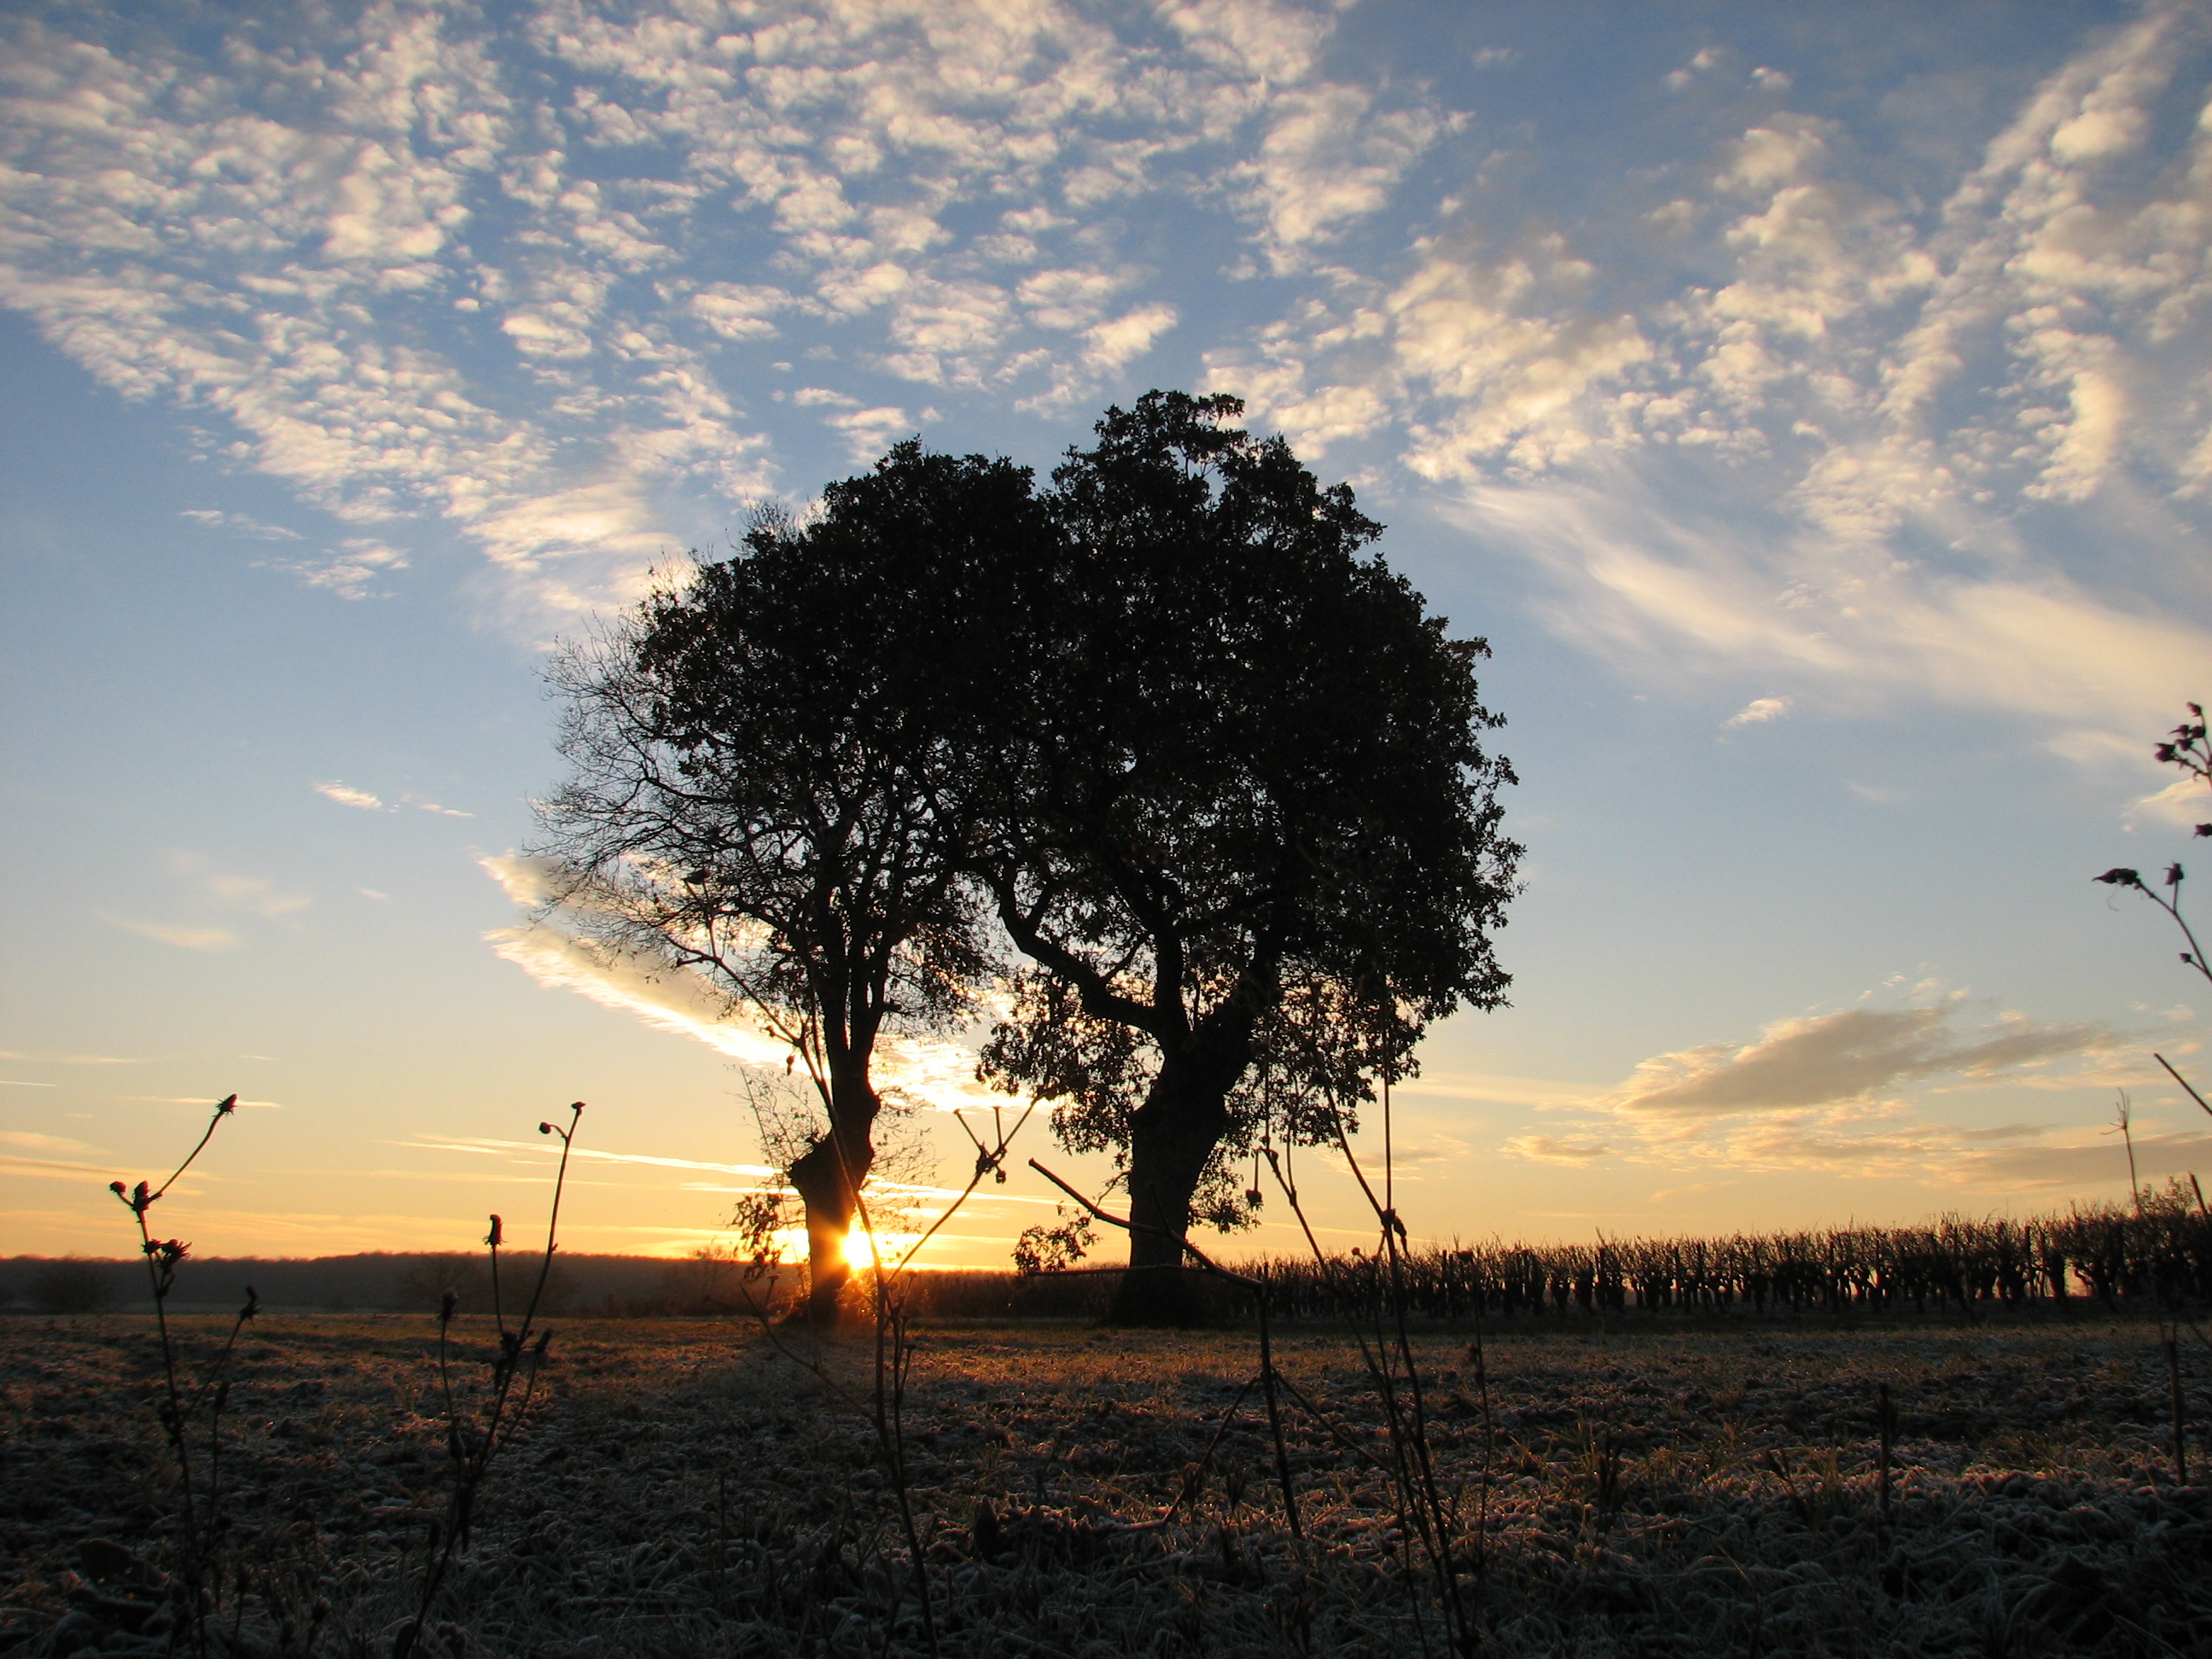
[968,391,1521,1324]
[536,445,1036,1320]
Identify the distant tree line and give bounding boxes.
[0,1252,750,1319]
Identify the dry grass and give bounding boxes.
[4,1310,2209,1656]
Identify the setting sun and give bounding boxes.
[840,1225,922,1272]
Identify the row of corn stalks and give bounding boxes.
[1221,1181,2212,1322]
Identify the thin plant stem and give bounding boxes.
[1027,1160,1304,1538]
[399,1102,583,1659]
[2156,1053,2212,1120]
[108,1093,239,1659]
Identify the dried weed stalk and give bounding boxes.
[395,1100,583,1659]
[1260,1075,1481,1657]
[108,1092,258,1658]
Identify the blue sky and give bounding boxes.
[3,0,2209,1267]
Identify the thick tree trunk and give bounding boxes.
[785,1076,876,1325]
[1109,1051,1237,1326]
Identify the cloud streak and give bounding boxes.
[1605,1003,2126,1119]
[479,854,1022,1118]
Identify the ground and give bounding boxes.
[2,1307,2208,1656]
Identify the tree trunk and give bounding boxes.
[785,1080,876,1325]
[1109,1051,1237,1325]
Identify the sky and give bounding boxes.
[3,0,2210,1272]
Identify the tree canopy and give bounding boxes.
[534,444,1041,1319]
[966,391,1521,1321]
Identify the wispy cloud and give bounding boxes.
[1724,696,1790,729]
[270,539,410,600]
[1214,12,2212,749]
[1501,1134,1613,1165]
[180,508,301,541]
[316,779,471,818]
[397,1132,780,1180]
[0,1129,89,1150]
[114,1096,282,1109]
[1481,988,2199,1189]
[2132,774,2212,830]
[0,1049,148,1065]
[316,781,387,811]
[0,0,1430,629]
[1,1152,122,1180]
[479,853,1020,1115]
[98,914,238,952]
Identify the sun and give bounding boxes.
[840,1225,920,1272]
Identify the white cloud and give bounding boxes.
[2133,773,2212,829]
[1083,305,1178,370]
[690,282,797,341]
[3,0,2202,754]
[315,780,387,811]
[180,508,301,540]
[1200,15,2212,750]
[828,405,914,461]
[1240,84,1443,259]
[1724,696,1790,728]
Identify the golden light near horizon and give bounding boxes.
[841,1223,926,1273]
[759,1223,928,1274]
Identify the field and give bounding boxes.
[5,1304,2209,1658]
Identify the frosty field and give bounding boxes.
[4,1307,2209,1657]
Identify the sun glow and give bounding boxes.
[841,1224,923,1272]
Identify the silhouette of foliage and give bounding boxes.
[965,391,1520,1322]
[537,446,1034,1319]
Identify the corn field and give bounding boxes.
[1232,1181,2212,1324]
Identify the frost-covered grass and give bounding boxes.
[4,1311,2207,1656]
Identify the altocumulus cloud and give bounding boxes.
[0,0,1434,629]
[1211,7,2212,750]
[0,0,2201,751]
